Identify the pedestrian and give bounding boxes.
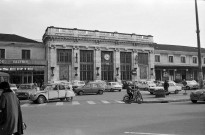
[164,80,169,92]
[182,79,187,86]
[0,82,24,135]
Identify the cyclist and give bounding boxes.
[126,82,133,101]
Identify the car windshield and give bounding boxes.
[187,81,197,85]
[147,81,155,84]
[19,85,32,89]
[112,82,119,85]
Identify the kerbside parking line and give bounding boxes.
[87,101,96,104]
[101,100,110,104]
[56,102,63,106]
[115,100,124,104]
[72,101,80,105]
[124,131,178,135]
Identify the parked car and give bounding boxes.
[16,83,39,99]
[30,83,75,104]
[105,82,122,92]
[190,89,205,103]
[90,80,107,89]
[135,80,156,91]
[72,80,85,89]
[185,80,199,90]
[149,81,182,95]
[74,82,105,95]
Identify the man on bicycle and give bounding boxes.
[126,82,133,101]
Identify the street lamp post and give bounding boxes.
[195,0,203,88]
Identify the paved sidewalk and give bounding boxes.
[140,90,194,103]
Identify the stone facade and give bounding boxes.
[43,26,155,83]
[154,44,205,82]
[0,37,46,85]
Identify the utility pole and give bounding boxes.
[195,0,203,88]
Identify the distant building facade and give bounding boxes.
[154,44,205,82]
[43,26,155,83]
[0,34,47,85]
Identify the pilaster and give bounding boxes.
[94,47,101,80]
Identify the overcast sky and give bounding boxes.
[0,0,204,47]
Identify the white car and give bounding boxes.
[135,80,156,91]
[149,81,182,95]
[105,82,122,92]
[30,83,75,104]
[185,80,199,90]
[72,80,85,89]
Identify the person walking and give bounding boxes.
[0,82,24,135]
[164,80,169,93]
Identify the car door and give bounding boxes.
[91,83,98,93]
[83,84,91,94]
[48,84,59,99]
[107,83,111,90]
[58,84,66,98]
[168,82,175,92]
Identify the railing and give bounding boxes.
[44,27,153,43]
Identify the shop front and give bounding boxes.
[0,59,47,86]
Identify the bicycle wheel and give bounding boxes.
[136,93,143,104]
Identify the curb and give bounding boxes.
[142,98,190,103]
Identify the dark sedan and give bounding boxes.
[190,89,205,103]
[74,82,105,95]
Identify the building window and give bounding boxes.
[138,53,148,65]
[101,51,114,82]
[22,50,30,60]
[181,56,186,63]
[155,55,160,62]
[57,49,72,63]
[80,50,94,81]
[168,55,174,63]
[193,57,197,64]
[204,58,205,64]
[0,49,5,59]
[120,52,132,81]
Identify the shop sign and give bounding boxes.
[0,59,29,64]
[0,59,46,65]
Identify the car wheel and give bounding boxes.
[150,92,153,95]
[174,90,179,94]
[186,86,190,90]
[98,90,103,95]
[78,91,83,96]
[123,95,130,103]
[110,88,114,92]
[66,97,73,102]
[60,98,66,101]
[119,89,121,92]
[191,100,197,103]
[37,96,46,104]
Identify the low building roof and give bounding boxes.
[0,33,39,43]
[154,44,205,53]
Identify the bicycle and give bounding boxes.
[123,88,143,104]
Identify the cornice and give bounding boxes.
[44,35,153,47]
